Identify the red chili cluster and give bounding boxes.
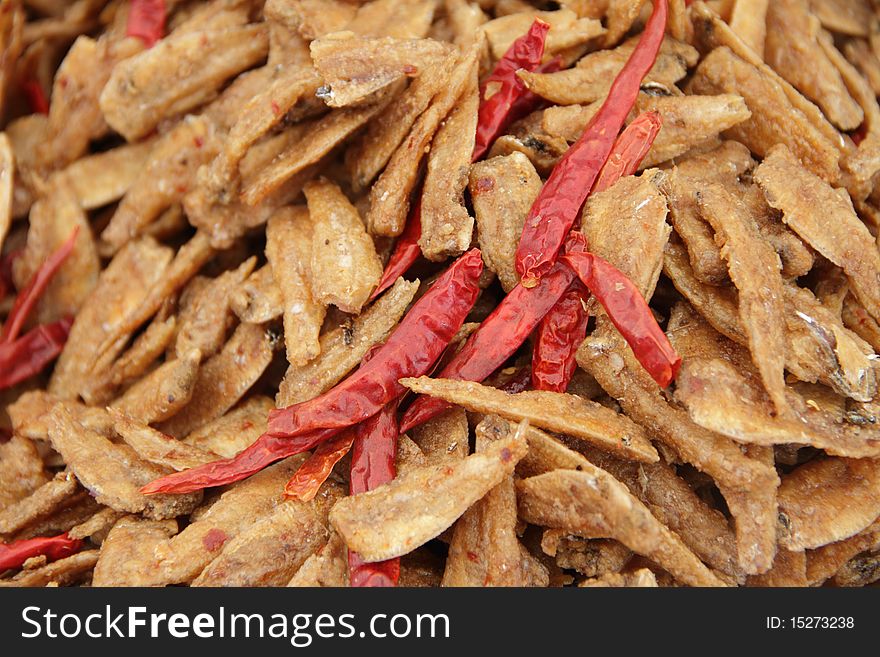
[141,2,681,587]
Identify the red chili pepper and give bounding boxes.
[560,244,681,387]
[348,402,400,587]
[531,111,660,392]
[144,344,389,496]
[0,532,82,571]
[530,285,590,392]
[268,249,483,437]
[592,111,662,193]
[515,0,668,287]
[1,227,78,344]
[284,431,355,501]
[399,236,586,433]
[21,79,49,115]
[126,0,166,48]
[472,19,551,162]
[0,318,73,390]
[141,427,343,494]
[369,200,422,302]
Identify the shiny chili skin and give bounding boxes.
[399,238,585,433]
[0,317,72,390]
[515,0,668,287]
[561,247,681,387]
[472,19,551,161]
[369,200,422,302]
[592,111,662,194]
[126,0,166,48]
[0,532,82,571]
[349,403,400,587]
[141,427,342,494]
[531,285,590,392]
[284,431,355,501]
[1,227,78,344]
[268,249,483,437]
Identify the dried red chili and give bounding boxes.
[530,111,661,391]
[0,532,82,571]
[348,402,400,587]
[126,0,166,48]
[21,79,49,115]
[472,19,551,161]
[141,427,342,494]
[284,430,355,501]
[369,200,422,302]
[561,245,681,387]
[268,249,483,437]
[400,236,586,433]
[515,0,668,287]
[0,317,73,390]
[592,111,662,193]
[1,227,78,344]
[530,285,590,392]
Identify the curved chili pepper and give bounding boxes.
[515,0,668,287]
[531,285,590,392]
[284,431,355,501]
[399,236,586,433]
[144,344,391,496]
[472,19,551,161]
[349,402,400,587]
[561,246,681,387]
[0,532,82,571]
[127,0,167,48]
[592,111,663,194]
[268,249,483,437]
[1,227,78,344]
[140,427,342,495]
[0,317,72,390]
[369,200,422,302]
